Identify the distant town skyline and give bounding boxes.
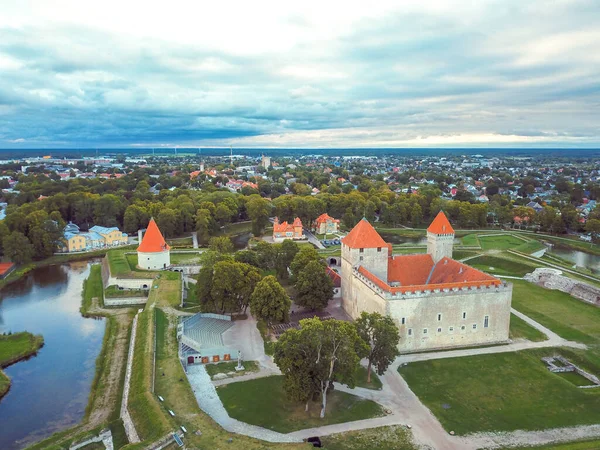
[0,0,599,149]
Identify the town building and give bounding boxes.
[313,213,340,235]
[340,212,512,352]
[272,217,305,242]
[137,218,171,270]
[261,155,271,169]
[61,222,128,252]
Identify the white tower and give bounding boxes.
[426,211,455,263]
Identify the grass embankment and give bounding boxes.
[217,375,385,433]
[514,240,547,254]
[461,234,480,247]
[320,425,418,450]
[469,254,535,277]
[147,306,304,450]
[509,313,547,342]
[353,366,383,390]
[478,234,527,251]
[0,332,44,398]
[400,347,600,435]
[82,264,105,313]
[104,285,148,298]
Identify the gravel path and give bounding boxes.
[186,365,302,443]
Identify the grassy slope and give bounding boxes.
[399,348,600,435]
[81,264,104,312]
[478,234,526,251]
[469,254,536,277]
[218,375,385,433]
[0,332,44,397]
[509,313,547,342]
[320,425,418,450]
[353,366,383,390]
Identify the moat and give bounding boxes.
[0,262,105,450]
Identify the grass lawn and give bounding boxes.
[81,264,104,312]
[0,332,44,397]
[152,309,303,450]
[217,375,385,433]
[461,234,480,247]
[514,240,547,254]
[205,360,259,377]
[107,249,132,275]
[469,255,535,277]
[452,250,480,260]
[320,425,418,450]
[509,313,547,342]
[104,285,148,298]
[353,366,383,390]
[511,280,600,344]
[399,348,600,435]
[170,252,202,264]
[508,439,600,449]
[478,235,527,251]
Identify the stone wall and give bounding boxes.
[104,296,148,306]
[525,268,600,307]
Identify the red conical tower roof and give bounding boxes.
[427,211,454,234]
[137,218,170,253]
[341,218,387,249]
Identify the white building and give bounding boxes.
[137,218,171,270]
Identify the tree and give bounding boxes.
[195,208,212,245]
[208,236,234,253]
[211,260,262,313]
[246,195,271,236]
[215,203,233,227]
[254,240,277,270]
[290,246,322,280]
[274,318,368,418]
[354,312,400,383]
[275,239,299,280]
[234,250,259,267]
[250,276,291,324]
[156,207,180,237]
[3,231,35,264]
[294,260,334,311]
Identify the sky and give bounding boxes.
[0,0,599,149]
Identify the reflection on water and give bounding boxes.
[548,246,600,273]
[0,262,105,450]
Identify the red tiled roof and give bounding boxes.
[273,217,302,233]
[341,219,387,249]
[292,217,302,227]
[0,262,14,276]
[388,254,434,285]
[428,257,498,285]
[137,219,170,253]
[326,266,341,287]
[427,211,454,234]
[315,213,339,224]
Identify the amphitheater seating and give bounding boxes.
[182,316,234,350]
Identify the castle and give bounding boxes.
[341,212,512,352]
[137,218,171,270]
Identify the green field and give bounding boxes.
[509,313,548,342]
[217,375,385,433]
[170,252,203,264]
[0,332,44,397]
[353,366,383,390]
[469,254,535,277]
[461,234,480,247]
[511,280,600,344]
[452,250,480,260]
[478,234,527,251]
[399,348,600,435]
[107,250,132,275]
[514,240,547,254]
[321,425,418,450]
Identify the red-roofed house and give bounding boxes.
[273,217,305,242]
[313,213,340,234]
[0,262,15,279]
[137,218,171,270]
[340,213,512,352]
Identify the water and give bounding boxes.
[231,232,253,249]
[0,262,105,450]
[547,246,600,273]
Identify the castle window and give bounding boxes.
[472,324,477,330]
[423,328,428,334]
[462,312,467,319]
[359,256,363,261]
[449,326,454,332]
[359,248,364,253]
[401,317,406,325]
[408,328,412,336]
[484,315,489,328]
[461,325,466,330]
[377,247,381,252]
[437,328,442,333]
[437,313,442,321]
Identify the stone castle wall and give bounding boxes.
[525,268,600,307]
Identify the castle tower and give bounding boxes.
[340,219,389,315]
[427,211,455,263]
[137,218,171,270]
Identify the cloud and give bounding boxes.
[0,0,599,147]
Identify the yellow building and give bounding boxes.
[61,222,128,252]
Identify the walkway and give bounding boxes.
[303,229,325,249]
[121,311,141,444]
[186,364,302,443]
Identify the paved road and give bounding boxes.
[303,229,325,249]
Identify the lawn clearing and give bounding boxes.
[353,366,383,390]
[509,313,547,342]
[469,255,535,277]
[478,235,526,251]
[511,280,600,344]
[399,348,600,435]
[320,425,418,450]
[107,249,132,275]
[205,360,259,377]
[514,240,547,254]
[170,252,202,264]
[217,375,385,433]
[461,234,480,247]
